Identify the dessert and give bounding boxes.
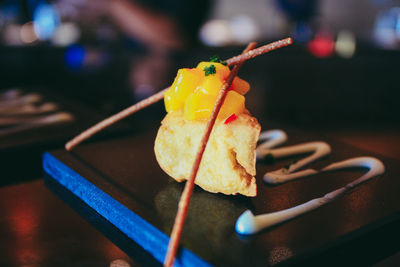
[64,39,293,267]
[154,61,260,197]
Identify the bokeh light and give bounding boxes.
[51,22,80,46]
[33,3,60,40]
[335,30,356,58]
[293,22,312,43]
[308,34,335,58]
[65,44,86,69]
[20,21,38,44]
[229,16,260,44]
[374,7,400,49]
[200,19,231,47]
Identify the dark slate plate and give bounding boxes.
[42,124,400,266]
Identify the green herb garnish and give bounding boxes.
[204,64,216,76]
[210,55,227,65]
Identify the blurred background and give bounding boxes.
[1,1,400,266]
[0,0,399,178]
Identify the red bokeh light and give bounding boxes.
[307,35,335,58]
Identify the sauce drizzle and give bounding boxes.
[235,130,385,235]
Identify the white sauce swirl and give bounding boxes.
[261,142,331,184]
[235,130,386,235]
[256,129,288,158]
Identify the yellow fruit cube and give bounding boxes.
[184,90,245,121]
[196,75,224,96]
[219,91,245,119]
[196,62,230,79]
[164,88,182,112]
[184,91,217,121]
[164,68,203,112]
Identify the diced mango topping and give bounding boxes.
[196,62,230,80]
[165,68,203,112]
[184,91,217,121]
[196,75,223,96]
[231,77,250,95]
[219,91,245,119]
[164,61,250,120]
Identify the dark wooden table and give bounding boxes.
[0,45,399,266]
[0,179,137,267]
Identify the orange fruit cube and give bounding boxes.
[231,77,250,95]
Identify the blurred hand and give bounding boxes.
[56,0,110,21]
[56,0,185,50]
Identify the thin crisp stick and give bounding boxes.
[65,88,168,151]
[163,42,258,267]
[65,38,292,151]
[225,37,292,66]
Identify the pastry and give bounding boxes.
[154,61,261,196]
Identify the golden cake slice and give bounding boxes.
[154,109,261,197]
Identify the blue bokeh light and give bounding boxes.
[33,3,60,40]
[374,7,400,48]
[65,44,86,70]
[293,22,312,43]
